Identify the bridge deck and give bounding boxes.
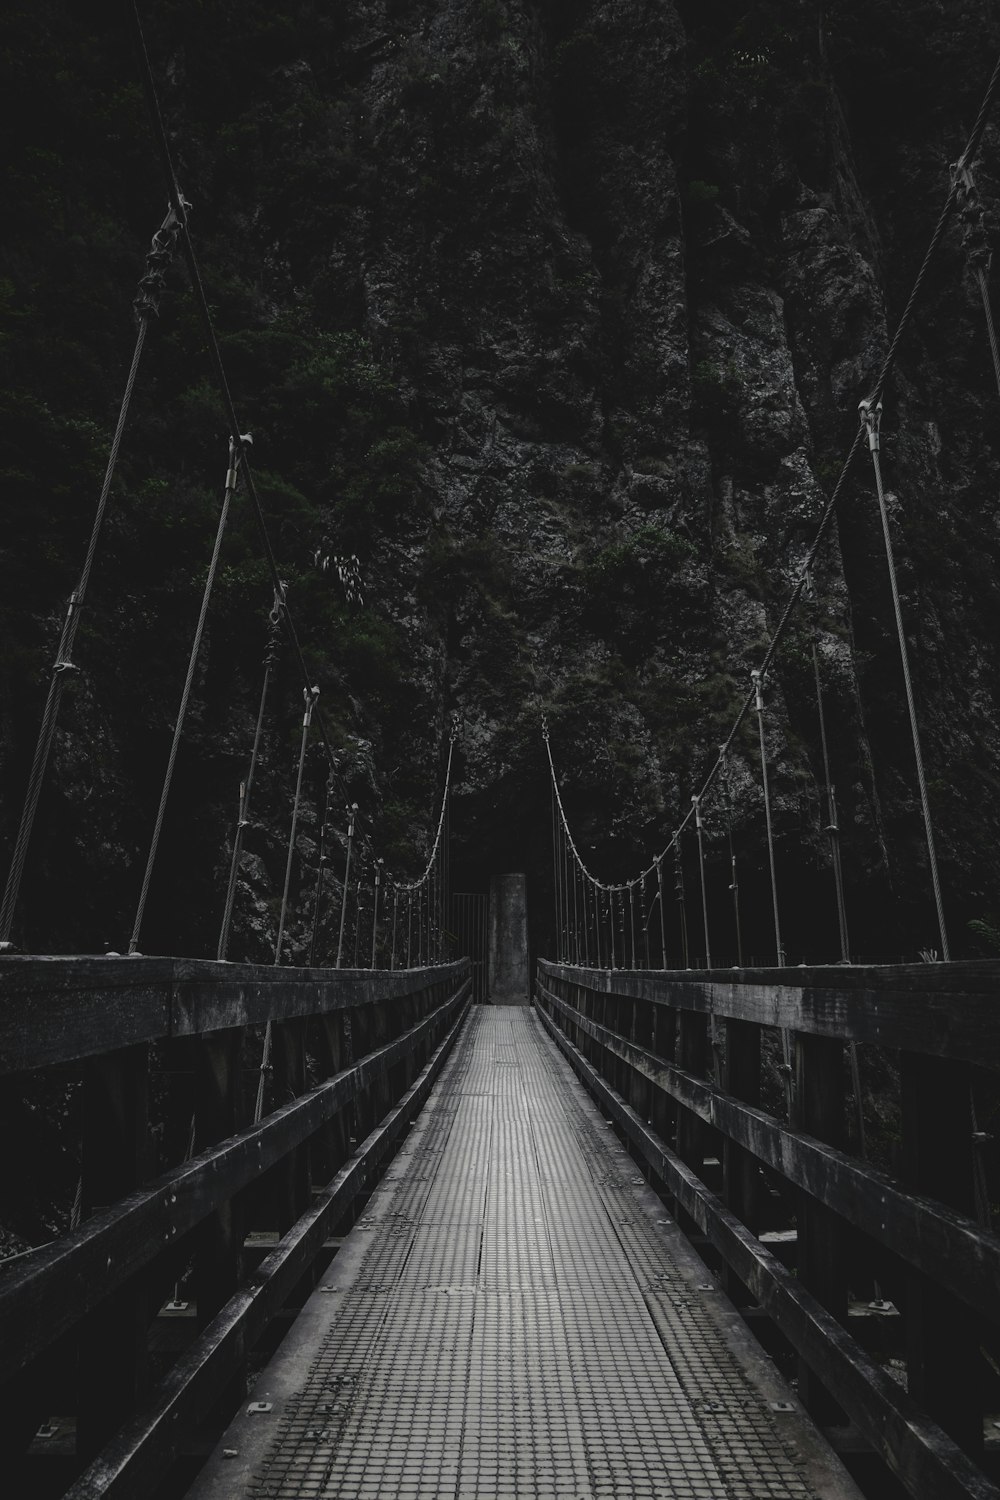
[189,1006,861,1500]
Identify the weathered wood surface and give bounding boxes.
[0,979,470,1381]
[535,997,1000,1500]
[540,959,1000,1069]
[537,981,1000,1326]
[0,956,469,1073]
[61,995,471,1500]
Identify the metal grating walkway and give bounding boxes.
[189,1007,861,1500]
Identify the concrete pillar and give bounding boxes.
[488,874,529,1005]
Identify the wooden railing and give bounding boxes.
[536,958,1000,1500]
[0,955,471,1499]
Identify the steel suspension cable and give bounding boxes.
[860,402,950,960]
[692,796,712,968]
[628,883,637,969]
[720,750,744,967]
[656,857,667,968]
[809,610,850,964]
[218,587,285,961]
[536,49,1000,923]
[274,686,319,967]
[751,671,785,967]
[954,155,1000,400]
[675,843,690,969]
[370,860,383,968]
[308,772,334,967]
[128,3,369,825]
[254,685,319,1122]
[0,205,185,947]
[128,437,243,954]
[334,805,356,969]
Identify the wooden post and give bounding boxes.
[313,1013,351,1185]
[723,1018,761,1304]
[77,1045,150,1460]
[650,1001,677,1150]
[352,1005,376,1142]
[794,1033,847,1424]
[271,1019,309,1233]
[902,1053,983,1455]
[632,994,653,1122]
[194,1031,245,1324]
[675,1012,709,1174]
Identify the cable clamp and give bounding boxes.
[53,660,78,677]
[859,398,882,453]
[952,158,978,207]
[953,161,993,270]
[751,668,764,712]
[691,794,703,830]
[302,684,320,726]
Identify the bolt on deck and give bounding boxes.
[188,1006,862,1500]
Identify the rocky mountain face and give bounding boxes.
[3,0,1000,964]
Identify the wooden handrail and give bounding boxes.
[540,958,1000,1069]
[0,956,469,1074]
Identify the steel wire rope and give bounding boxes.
[720,749,744,967]
[390,727,457,943]
[860,402,950,960]
[308,770,335,968]
[128,2,369,834]
[957,154,1000,401]
[692,796,712,969]
[536,46,1000,929]
[0,201,182,946]
[218,586,286,961]
[128,438,244,954]
[656,856,668,967]
[254,684,319,1124]
[807,581,851,965]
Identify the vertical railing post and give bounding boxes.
[723,1017,761,1305]
[194,1030,245,1325]
[794,1034,847,1423]
[77,1045,150,1459]
[902,1051,983,1454]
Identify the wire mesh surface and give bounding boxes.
[190,1007,860,1500]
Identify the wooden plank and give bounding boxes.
[59,996,472,1500]
[539,960,1000,1070]
[0,980,470,1382]
[0,957,470,1074]
[535,999,1000,1500]
[536,982,1000,1326]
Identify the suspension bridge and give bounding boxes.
[3,8,1000,1500]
